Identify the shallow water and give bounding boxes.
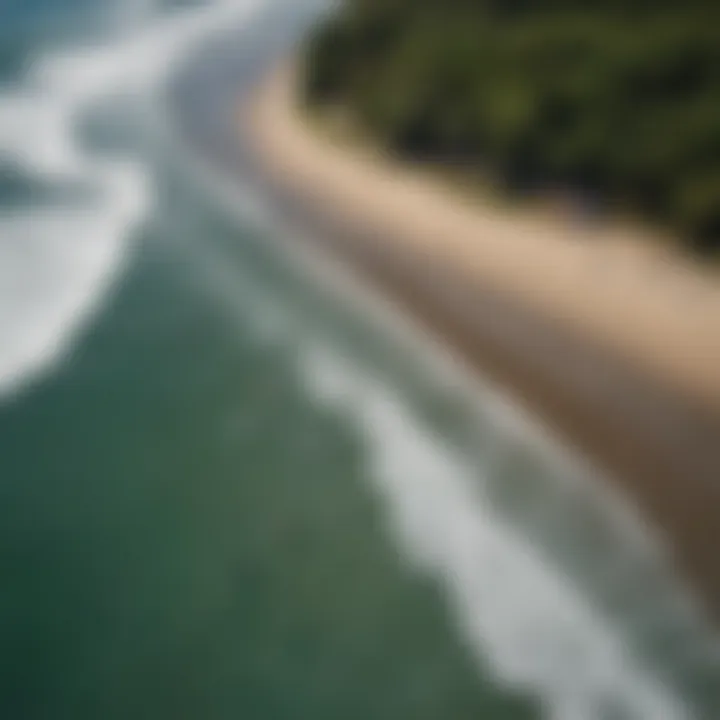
[0,1,719,718]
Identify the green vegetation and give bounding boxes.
[303,0,720,254]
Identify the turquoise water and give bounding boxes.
[1,1,719,718]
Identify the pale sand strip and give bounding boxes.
[248,65,720,412]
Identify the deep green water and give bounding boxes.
[1,1,719,718]
[0,215,534,719]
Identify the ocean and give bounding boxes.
[0,1,719,718]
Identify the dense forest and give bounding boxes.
[303,0,720,253]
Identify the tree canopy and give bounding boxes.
[303,0,720,253]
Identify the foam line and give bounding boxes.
[299,342,693,720]
[0,0,269,399]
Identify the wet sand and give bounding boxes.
[239,65,720,618]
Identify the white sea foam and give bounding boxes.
[299,342,695,720]
[0,0,269,400]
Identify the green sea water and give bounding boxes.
[0,181,537,718]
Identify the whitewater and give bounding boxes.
[0,1,718,718]
[0,0,271,398]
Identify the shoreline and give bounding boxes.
[240,64,720,617]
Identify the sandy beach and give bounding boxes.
[250,67,720,409]
[241,65,720,615]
